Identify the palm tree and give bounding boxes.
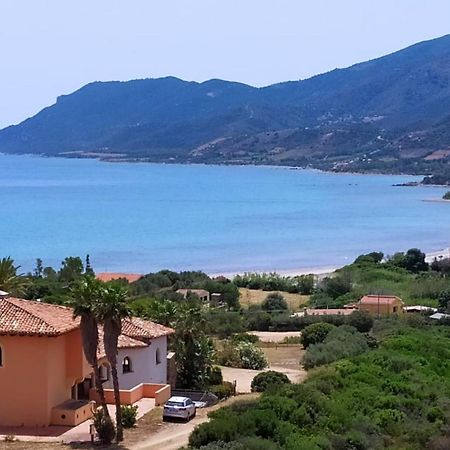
[70,277,110,418]
[97,284,130,442]
[0,256,26,295]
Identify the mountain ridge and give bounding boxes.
[1,34,450,179]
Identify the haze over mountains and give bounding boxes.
[1,34,450,174]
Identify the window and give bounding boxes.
[0,346,2,367]
[99,364,109,382]
[122,356,132,373]
[155,348,161,365]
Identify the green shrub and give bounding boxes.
[236,342,268,370]
[300,322,336,348]
[211,382,235,400]
[346,310,374,332]
[251,371,291,392]
[92,408,116,444]
[121,404,138,428]
[303,326,369,369]
[209,366,224,386]
[261,293,288,312]
[232,333,259,344]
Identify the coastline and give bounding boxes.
[99,247,450,281]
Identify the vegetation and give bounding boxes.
[92,409,116,445]
[0,257,25,295]
[121,405,138,428]
[300,322,336,348]
[443,191,450,200]
[189,323,450,449]
[303,325,369,369]
[251,371,291,393]
[261,293,288,312]
[218,341,268,370]
[234,273,314,294]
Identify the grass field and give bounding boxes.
[239,288,309,312]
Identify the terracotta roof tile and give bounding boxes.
[122,317,175,340]
[97,328,147,359]
[0,297,79,336]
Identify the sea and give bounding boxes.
[0,154,449,274]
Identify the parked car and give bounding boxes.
[163,396,196,421]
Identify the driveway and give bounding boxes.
[131,395,258,450]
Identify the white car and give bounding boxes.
[163,396,197,421]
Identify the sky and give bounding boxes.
[1,0,449,128]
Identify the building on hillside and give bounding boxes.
[0,295,174,428]
[358,294,404,316]
[176,288,210,303]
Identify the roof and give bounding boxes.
[0,297,174,340]
[122,317,175,340]
[96,273,142,283]
[404,305,438,312]
[359,295,404,305]
[97,328,147,359]
[0,297,80,337]
[430,313,450,320]
[305,308,355,316]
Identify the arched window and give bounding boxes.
[0,346,3,367]
[122,356,132,373]
[155,348,161,365]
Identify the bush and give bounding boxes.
[211,382,235,400]
[232,333,259,344]
[346,310,374,332]
[236,342,268,370]
[303,326,369,369]
[208,366,224,386]
[92,408,116,444]
[121,404,138,428]
[251,371,291,392]
[261,293,288,312]
[300,322,336,348]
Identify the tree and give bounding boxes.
[354,252,384,265]
[261,293,288,312]
[0,256,25,295]
[300,322,336,348]
[431,258,450,276]
[173,303,215,389]
[251,371,291,392]
[97,284,130,442]
[33,258,44,278]
[70,277,111,421]
[346,310,374,332]
[85,254,95,277]
[59,256,84,283]
[402,248,428,273]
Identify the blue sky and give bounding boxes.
[1,0,449,128]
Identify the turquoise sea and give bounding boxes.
[0,154,448,274]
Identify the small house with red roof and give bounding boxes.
[0,295,174,428]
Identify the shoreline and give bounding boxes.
[98,247,450,281]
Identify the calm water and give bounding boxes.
[0,154,449,274]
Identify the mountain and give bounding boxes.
[1,35,450,176]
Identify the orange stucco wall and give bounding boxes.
[0,330,92,427]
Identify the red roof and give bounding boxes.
[121,317,175,340]
[96,273,142,283]
[0,297,174,340]
[0,297,80,337]
[359,295,403,305]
